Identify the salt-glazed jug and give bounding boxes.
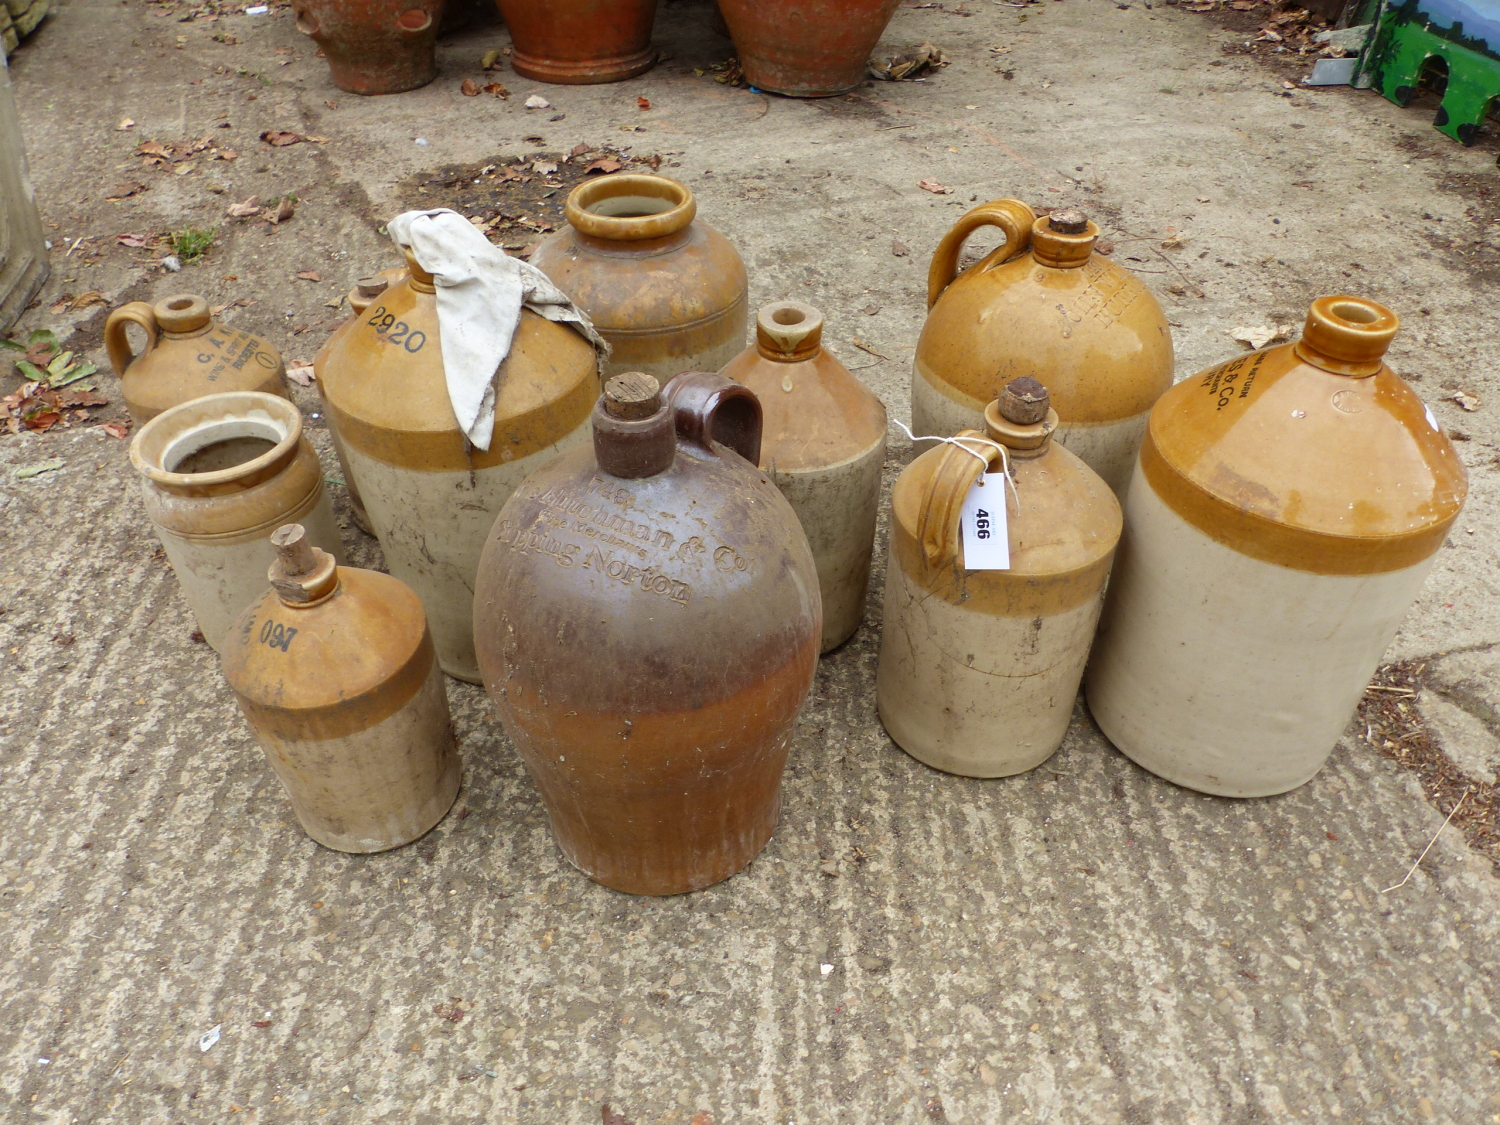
[221,524,461,852]
[316,249,599,683]
[314,271,407,537]
[1086,296,1468,797]
[531,175,748,381]
[913,201,1173,497]
[106,294,288,425]
[878,378,1120,777]
[131,391,345,651]
[721,300,887,651]
[474,371,821,896]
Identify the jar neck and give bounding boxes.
[984,403,1059,459]
[1029,215,1098,270]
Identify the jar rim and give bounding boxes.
[565,174,696,242]
[130,391,302,489]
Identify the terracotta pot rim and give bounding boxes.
[131,391,303,489]
[565,174,696,242]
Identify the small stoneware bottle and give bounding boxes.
[316,249,599,683]
[721,300,887,652]
[1086,295,1468,797]
[106,294,288,425]
[913,201,1174,496]
[131,392,345,650]
[221,524,461,852]
[473,371,821,896]
[314,271,407,537]
[531,175,748,381]
[877,378,1121,777]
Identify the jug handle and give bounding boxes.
[926,199,1037,310]
[663,371,763,468]
[914,429,999,569]
[104,302,159,379]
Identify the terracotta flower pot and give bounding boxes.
[716,0,903,97]
[495,0,658,85]
[294,0,445,96]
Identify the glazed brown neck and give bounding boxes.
[593,373,675,478]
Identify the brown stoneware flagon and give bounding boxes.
[221,524,461,853]
[293,0,444,96]
[1086,296,1468,797]
[473,371,821,896]
[721,300,887,651]
[531,175,748,382]
[495,0,658,84]
[877,378,1120,777]
[106,294,287,425]
[316,249,599,684]
[913,201,1174,497]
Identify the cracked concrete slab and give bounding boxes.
[3,1,1500,1123]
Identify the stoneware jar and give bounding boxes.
[473,371,821,896]
[716,0,904,97]
[531,175,748,382]
[1085,295,1468,797]
[106,294,287,425]
[721,300,887,652]
[913,201,1174,497]
[317,250,598,683]
[294,0,444,95]
[495,0,658,84]
[315,270,408,537]
[221,524,461,853]
[877,379,1121,778]
[131,392,345,651]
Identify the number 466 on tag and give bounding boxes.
[960,473,1010,570]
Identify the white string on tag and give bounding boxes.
[893,418,1019,511]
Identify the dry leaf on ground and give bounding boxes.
[225,196,260,218]
[524,94,550,109]
[918,178,953,194]
[103,420,130,439]
[105,183,147,201]
[584,157,622,175]
[269,197,296,224]
[117,117,136,130]
[637,96,651,110]
[870,41,949,81]
[461,79,480,97]
[483,82,509,98]
[295,270,321,282]
[1230,323,1295,350]
[1453,391,1481,412]
[285,362,316,387]
[115,233,151,248]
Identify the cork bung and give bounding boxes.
[220,523,461,853]
[913,200,1174,496]
[877,377,1121,778]
[106,294,289,425]
[1085,295,1468,797]
[721,300,888,651]
[473,371,820,895]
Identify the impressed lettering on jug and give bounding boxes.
[195,328,280,384]
[1060,259,1143,330]
[1199,351,1268,412]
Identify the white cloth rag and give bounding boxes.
[386,209,607,451]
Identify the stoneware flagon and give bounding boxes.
[913,201,1174,497]
[317,249,598,683]
[495,0,658,84]
[293,0,444,96]
[473,371,821,896]
[531,175,748,382]
[106,294,288,425]
[721,300,886,651]
[877,378,1121,777]
[221,524,461,853]
[1085,295,1468,797]
[130,391,345,651]
[314,270,408,537]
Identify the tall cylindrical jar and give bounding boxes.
[130,392,345,651]
[221,525,461,852]
[317,251,599,683]
[913,202,1174,497]
[473,372,821,895]
[721,300,887,651]
[877,379,1121,777]
[106,294,288,425]
[531,174,748,382]
[1085,296,1468,797]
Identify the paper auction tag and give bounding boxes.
[960,473,1010,570]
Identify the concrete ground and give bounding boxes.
[3,0,1500,1122]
